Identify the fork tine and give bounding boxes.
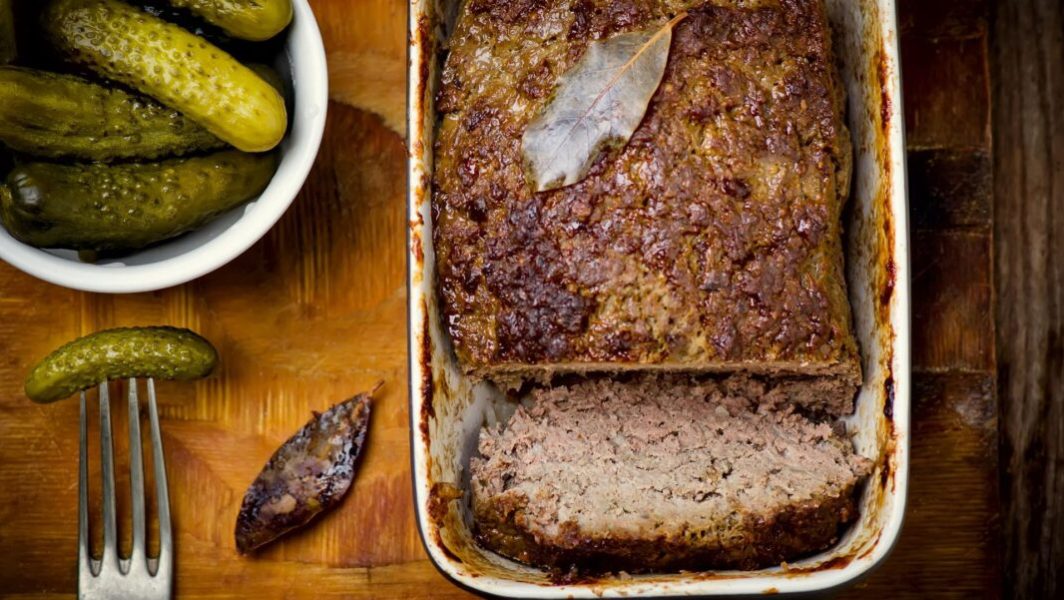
[127,378,147,574]
[78,391,95,583]
[98,383,119,572]
[147,378,173,581]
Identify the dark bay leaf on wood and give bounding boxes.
[521,12,686,192]
[235,385,376,553]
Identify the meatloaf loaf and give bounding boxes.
[471,375,871,572]
[432,0,859,390]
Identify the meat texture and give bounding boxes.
[471,375,871,572]
[432,0,859,392]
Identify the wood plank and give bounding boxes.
[314,0,407,135]
[912,231,994,371]
[840,372,1000,599]
[992,0,1064,596]
[0,97,450,596]
[902,36,991,151]
[898,0,988,40]
[908,149,992,230]
[884,3,1001,595]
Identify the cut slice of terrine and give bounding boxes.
[471,375,871,572]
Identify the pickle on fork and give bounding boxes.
[25,326,218,403]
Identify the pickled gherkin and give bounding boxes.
[0,67,225,161]
[248,63,284,94]
[45,0,288,152]
[0,150,277,251]
[24,327,218,403]
[166,0,292,41]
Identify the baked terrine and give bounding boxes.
[440,0,869,574]
[471,376,871,572]
[432,0,858,395]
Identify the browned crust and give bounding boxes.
[473,484,862,572]
[432,0,859,381]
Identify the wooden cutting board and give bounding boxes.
[0,0,1005,597]
[0,0,469,597]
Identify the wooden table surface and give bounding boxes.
[0,0,1059,597]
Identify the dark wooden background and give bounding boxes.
[0,0,1061,597]
[993,0,1064,597]
[841,0,1000,596]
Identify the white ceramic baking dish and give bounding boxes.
[407,0,910,596]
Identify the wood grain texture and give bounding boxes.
[992,0,1064,596]
[842,373,1000,599]
[0,0,474,595]
[911,230,994,371]
[0,96,468,596]
[908,149,992,229]
[0,0,1006,597]
[315,0,407,136]
[898,0,988,40]
[842,0,1000,596]
[902,35,991,150]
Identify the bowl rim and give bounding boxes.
[0,0,329,294]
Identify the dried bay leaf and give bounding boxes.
[234,384,377,553]
[522,12,687,192]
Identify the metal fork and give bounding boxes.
[78,378,172,600]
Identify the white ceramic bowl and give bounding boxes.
[0,0,328,294]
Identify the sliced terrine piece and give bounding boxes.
[471,375,871,572]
